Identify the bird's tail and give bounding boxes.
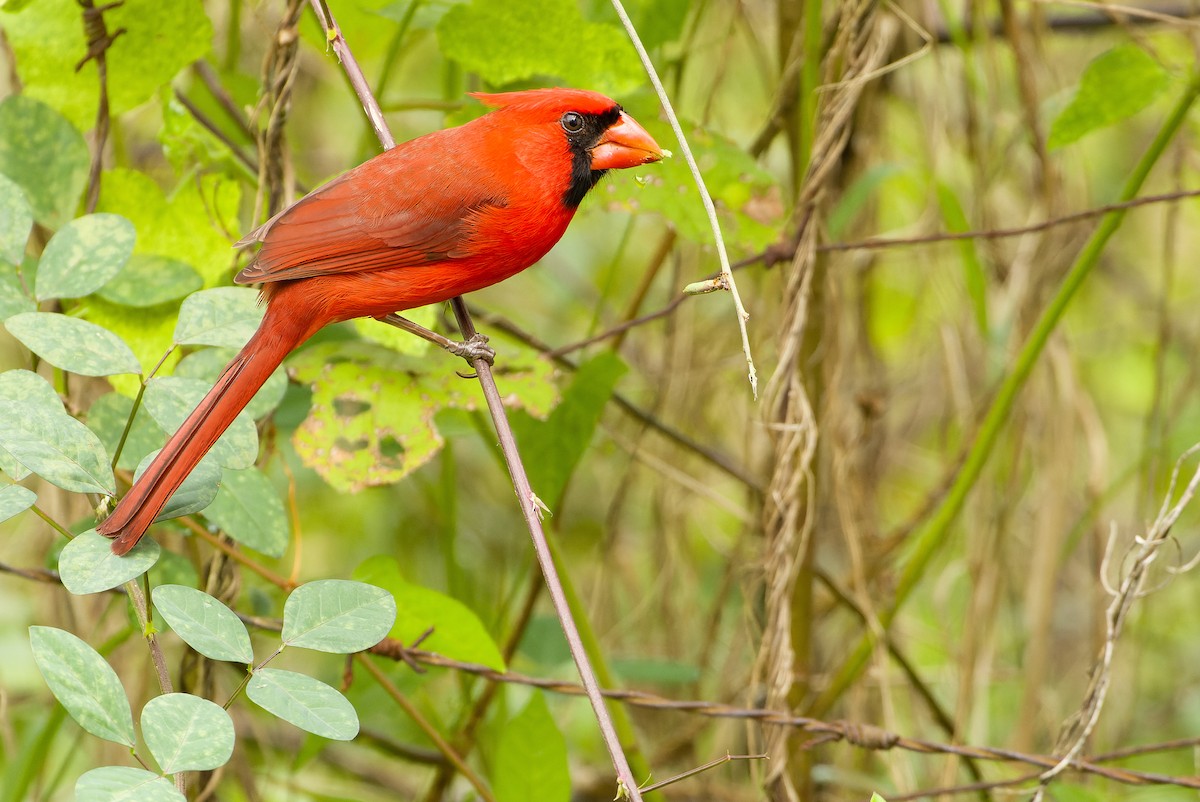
[99,308,313,554]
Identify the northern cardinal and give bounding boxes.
[99,88,663,554]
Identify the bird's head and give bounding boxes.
[472,88,664,208]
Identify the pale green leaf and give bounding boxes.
[356,556,506,670]
[246,668,359,740]
[152,585,253,664]
[35,213,135,300]
[58,530,160,594]
[96,254,202,308]
[0,369,61,481]
[281,579,396,653]
[0,397,116,494]
[1048,45,1172,150]
[493,693,570,802]
[29,626,135,746]
[74,767,183,802]
[0,172,32,265]
[142,376,258,470]
[173,287,264,349]
[4,312,141,377]
[0,484,35,524]
[141,693,235,773]
[0,95,87,228]
[0,258,35,321]
[203,467,288,557]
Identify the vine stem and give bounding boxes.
[305,1,645,798]
[607,0,757,397]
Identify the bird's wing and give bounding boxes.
[235,132,508,285]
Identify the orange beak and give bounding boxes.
[590,111,664,170]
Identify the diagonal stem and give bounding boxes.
[304,1,645,798]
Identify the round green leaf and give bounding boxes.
[35,213,135,301]
[58,530,161,595]
[281,580,396,654]
[0,397,116,495]
[0,96,88,229]
[246,668,359,740]
[152,584,252,664]
[133,450,222,521]
[141,693,235,773]
[142,376,258,469]
[0,173,32,265]
[29,626,135,747]
[4,312,141,377]
[74,766,184,802]
[202,467,288,557]
[96,254,203,308]
[173,287,264,349]
[0,484,35,524]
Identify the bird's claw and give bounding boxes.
[447,333,495,366]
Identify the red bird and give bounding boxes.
[99,88,663,554]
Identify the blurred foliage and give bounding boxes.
[0,1,1198,801]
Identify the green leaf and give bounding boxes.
[75,767,184,801]
[35,213,135,301]
[356,555,506,670]
[0,369,62,481]
[58,530,160,594]
[1048,44,1172,150]
[175,347,287,421]
[510,352,626,510]
[152,585,253,663]
[141,693,235,773]
[0,173,32,265]
[0,397,116,494]
[4,0,212,131]
[290,340,556,493]
[0,258,35,321]
[173,287,264,349]
[281,579,397,654]
[142,376,258,470]
[133,449,222,521]
[246,668,359,740]
[0,484,35,524]
[0,95,87,228]
[870,795,889,802]
[4,312,141,377]
[28,626,135,746]
[493,693,570,802]
[202,467,288,557]
[438,0,643,95]
[96,254,203,308]
[87,392,163,472]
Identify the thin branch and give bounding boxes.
[608,0,757,398]
[75,0,125,213]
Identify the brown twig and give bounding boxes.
[75,0,125,213]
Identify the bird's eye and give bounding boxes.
[561,112,584,133]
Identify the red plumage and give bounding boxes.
[98,88,662,554]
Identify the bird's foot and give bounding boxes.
[446,332,495,366]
